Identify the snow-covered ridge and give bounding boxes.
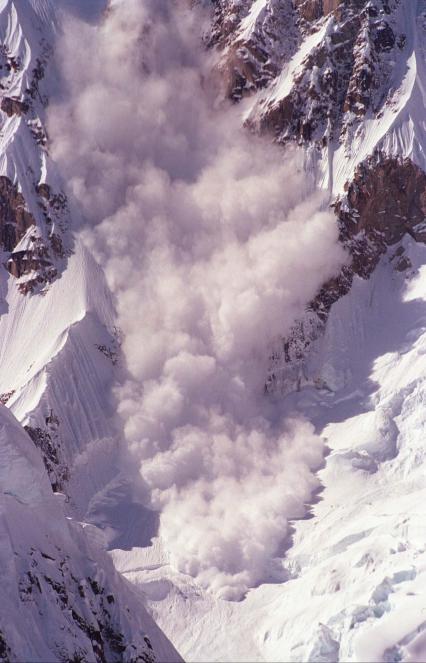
[1,0,426,661]
[0,0,72,295]
[0,402,181,662]
[209,0,426,403]
[108,3,426,662]
[0,0,118,508]
[327,0,426,193]
[209,0,301,100]
[213,0,426,193]
[0,2,182,661]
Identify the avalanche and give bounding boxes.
[0,0,426,662]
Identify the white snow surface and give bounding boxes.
[1,0,426,661]
[0,402,182,662]
[112,238,426,663]
[0,2,182,660]
[0,0,126,521]
[327,0,426,193]
[247,0,426,194]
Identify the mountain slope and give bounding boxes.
[0,0,128,527]
[0,402,182,663]
[1,0,426,662]
[0,1,183,660]
[118,237,426,663]
[105,2,426,662]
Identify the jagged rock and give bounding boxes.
[337,155,426,276]
[25,420,69,493]
[0,631,11,662]
[245,0,404,144]
[1,95,29,116]
[208,0,402,132]
[0,389,15,405]
[25,39,52,107]
[7,241,57,280]
[295,0,343,23]
[0,177,71,293]
[0,176,35,251]
[0,42,21,77]
[267,154,426,393]
[207,0,301,101]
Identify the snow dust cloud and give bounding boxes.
[50,0,347,599]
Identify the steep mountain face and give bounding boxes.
[0,1,181,661]
[0,403,181,663]
[1,0,426,662]
[0,0,70,294]
[0,0,130,521]
[210,0,426,395]
[110,2,426,662]
[213,0,415,156]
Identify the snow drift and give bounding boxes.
[49,0,346,599]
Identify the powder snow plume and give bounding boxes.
[49,0,347,599]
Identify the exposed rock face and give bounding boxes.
[266,154,426,393]
[204,0,422,395]
[25,412,69,493]
[255,0,403,144]
[208,0,402,135]
[0,95,29,116]
[295,0,343,23]
[0,42,21,85]
[7,240,57,286]
[0,176,34,251]
[337,155,426,275]
[208,0,301,101]
[0,4,70,297]
[0,177,70,294]
[353,158,426,238]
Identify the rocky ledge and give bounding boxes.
[0,176,70,294]
[266,154,426,393]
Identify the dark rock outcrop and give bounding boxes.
[266,154,426,392]
[205,1,424,394]
[207,0,301,101]
[295,0,344,23]
[0,176,70,293]
[25,415,69,493]
[0,176,35,251]
[257,0,401,144]
[1,95,29,116]
[15,545,157,663]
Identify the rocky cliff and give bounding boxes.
[0,2,181,661]
[206,0,426,394]
[1,0,426,661]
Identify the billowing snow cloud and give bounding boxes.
[49,0,347,599]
